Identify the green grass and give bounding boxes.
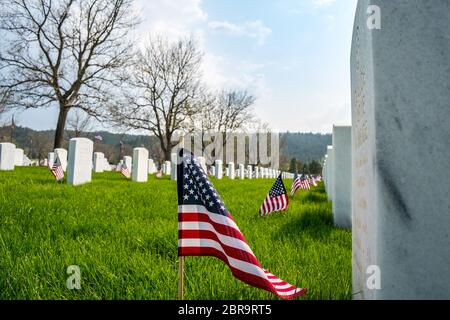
[0,167,351,300]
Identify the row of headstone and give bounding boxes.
[0,143,37,169]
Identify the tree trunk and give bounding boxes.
[54,106,69,149]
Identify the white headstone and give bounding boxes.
[164,161,171,175]
[215,160,223,179]
[332,126,352,228]
[48,152,55,168]
[255,166,260,179]
[326,146,334,201]
[227,162,235,179]
[0,142,16,170]
[54,148,68,171]
[124,156,132,171]
[197,156,207,174]
[247,165,253,179]
[148,159,156,174]
[238,164,245,179]
[14,148,24,166]
[351,0,450,299]
[132,147,149,182]
[93,152,105,173]
[67,138,93,186]
[171,153,177,180]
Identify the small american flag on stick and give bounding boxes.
[120,162,130,178]
[50,154,64,181]
[177,149,305,299]
[260,174,289,216]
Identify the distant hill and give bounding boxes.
[0,125,331,166]
[280,132,332,163]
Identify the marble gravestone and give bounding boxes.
[164,161,171,175]
[123,156,132,171]
[132,148,149,182]
[326,146,334,201]
[0,142,16,170]
[48,152,55,168]
[215,160,223,179]
[255,166,259,179]
[148,159,156,174]
[171,153,178,180]
[351,0,450,300]
[197,156,207,174]
[228,162,235,180]
[247,165,253,179]
[238,164,245,179]
[14,148,24,166]
[67,138,93,186]
[93,152,105,173]
[54,148,68,171]
[332,126,352,229]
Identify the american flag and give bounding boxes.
[309,175,318,187]
[120,162,130,178]
[50,154,64,181]
[259,174,289,216]
[177,149,305,299]
[291,173,310,196]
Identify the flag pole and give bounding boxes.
[178,134,186,300]
[178,256,184,300]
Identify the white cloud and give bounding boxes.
[134,0,207,42]
[208,20,272,45]
[313,0,337,7]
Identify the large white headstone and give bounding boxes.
[255,166,260,179]
[351,0,450,299]
[132,148,149,182]
[93,152,105,173]
[0,142,16,170]
[227,162,235,179]
[332,126,352,228]
[14,148,24,166]
[215,160,223,179]
[54,148,68,171]
[67,138,93,186]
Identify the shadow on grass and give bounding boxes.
[274,208,334,243]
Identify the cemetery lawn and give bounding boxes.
[0,167,351,300]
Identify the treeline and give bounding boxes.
[0,125,330,169]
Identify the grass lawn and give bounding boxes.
[0,167,351,300]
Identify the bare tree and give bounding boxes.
[0,0,138,148]
[67,109,92,138]
[190,89,256,155]
[109,37,203,160]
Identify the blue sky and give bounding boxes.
[7,0,358,134]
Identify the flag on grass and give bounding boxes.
[291,172,301,196]
[50,154,64,181]
[259,174,289,215]
[310,175,318,187]
[120,162,130,178]
[177,149,305,299]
